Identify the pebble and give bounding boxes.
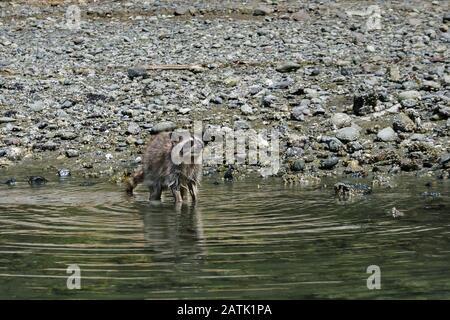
[377,127,397,142]
[336,126,360,142]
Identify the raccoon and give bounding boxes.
[126,131,203,203]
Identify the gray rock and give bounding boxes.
[439,153,450,168]
[398,90,421,101]
[174,7,188,16]
[59,131,78,140]
[401,99,417,108]
[0,117,16,123]
[6,147,24,161]
[126,122,141,135]
[61,100,74,109]
[234,120,250,130]
[128,66,148,80]
[336,126,360,142]
[377,127,397,142]
[29,101,45,112]
[253,6,273,16]
[240,104,253,115]
[353,92,378,115]
[276,62,301,73]
[320,157,339,170]
[291,106,309,121]
[66,149,79,158]
[152,121,176,133]
[393,113,415,132]
[262,95,277,107]
[421,81,440,91]
[291,159,305,172]
[331,113,352,128]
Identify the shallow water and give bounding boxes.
[0,172,449,299]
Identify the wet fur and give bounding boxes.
[126,132,202,203]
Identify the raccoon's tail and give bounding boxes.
[126,168,145,195]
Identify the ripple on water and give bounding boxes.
[0,176,450,298]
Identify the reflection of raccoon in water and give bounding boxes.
[126,131,203,203]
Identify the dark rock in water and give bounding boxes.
[0,149,6,157]
[27,176,48,185]
[421,191,441,198]
[224,165,234,181]
[128,66,148,80]
[334,182,372,197]
[320,157,339,170]
[353,91,378,116]
[291,159,305,172]
[79,181,96,187]
[4,178,16,186]
[57,169,71,177]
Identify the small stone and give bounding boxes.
[152,121,176,133]
[262,95,277,107]
[240,104,253,115]
[128,66,148,80]
[224,77,239,87]
[126,122,141,135]
[331,113,352,128]
[234,120,250,130]
[59,131,78,140]
[353,92,378,115]
[29,101,45,112]
[401,99,417,108]
[28,176,47,186]
[421,80,440,91]
[6,147,24,161]
[253,6,273,16]
[291,159,305,172]
[377,127,397,142]
[61,100,74,109]
[276,62,301,73]
[393,113,415,132]
[439,153,450,168]
[0,117,16,123]
[398,90,421,101]
[320,157,339,170]
[291,10,310,21]
[174,7,188,16]
[210,96,223,104]
[66,149,79,158]
[291,106,308,121]
[336,126,360,142]
[178,107,191,115]
[388,65,401,81]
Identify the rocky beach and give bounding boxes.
[0,0,449,184]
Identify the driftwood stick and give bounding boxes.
[144,64,206,73]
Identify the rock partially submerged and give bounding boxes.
[334,182,372,197]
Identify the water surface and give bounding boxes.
[0,173,449,299]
